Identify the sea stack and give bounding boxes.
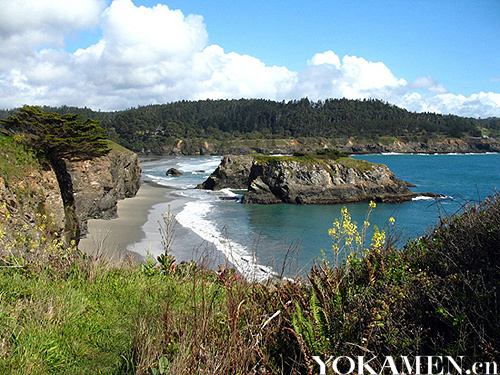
[198,150,427,204]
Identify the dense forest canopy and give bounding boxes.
[1,98,499,153]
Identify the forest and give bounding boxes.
[1,98,499,153]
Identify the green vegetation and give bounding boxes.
[1,194,499,374]
[0,134,39,183]
[1,106,109,164]
[1,106,112,243]
[254,148,346,163]
[98,98,485,153]
[2,98,497,154]
[253,149,378,176]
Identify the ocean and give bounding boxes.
[130,153,500,281]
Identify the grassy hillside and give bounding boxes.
[0,134,40,183]
[1,193,499,374]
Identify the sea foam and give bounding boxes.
[175,201,275,282]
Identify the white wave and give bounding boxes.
[175,201,275,282]
[176,156,222,173]
[142,173,190,189]
[413,195,453,201]
[412,196,436,201]
[220,188,237,197]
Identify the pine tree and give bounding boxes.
[1,105,109,163]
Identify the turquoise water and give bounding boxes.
[139,153,500,279]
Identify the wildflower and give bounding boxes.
[369,201,376,209]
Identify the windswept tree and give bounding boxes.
[1,105,109,163]
[1,106,110,242]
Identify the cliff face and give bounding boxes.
[336,137,500,154]
[142,137,500,156]
[66,148,141,235]
[198,155,255,190]
[0,143,141,248]
[199,154,421,204]
[0,166,66,245]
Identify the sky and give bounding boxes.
[0,0,499,118]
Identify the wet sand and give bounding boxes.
[78,181,171,262]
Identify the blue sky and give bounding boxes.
[1,0,499,117]
[161,0,500,96]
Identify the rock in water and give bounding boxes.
[198,151,428,204]
[166,168,183,176]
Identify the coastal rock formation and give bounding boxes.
[166,168,183,176]
[66,147,141,235]
[335,137,500,154]
[143,137,500,156]
[0,143,141,248]
[198,155,255,190]
[0,166,66,245]
[198,153,426,204]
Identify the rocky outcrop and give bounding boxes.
[336,137,500,154]
[0,143,141,250]
[0,166,66,246]
[66,148,141,235]
[166,168,183,176]
[198,155,255,190]
[141,137,500,156]
[198,153,431,204]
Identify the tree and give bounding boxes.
[1,105,109,163]
[1,106,111,244]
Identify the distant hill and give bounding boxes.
[2,98,499,153]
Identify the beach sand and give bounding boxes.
[78,181,170,262]
[79,180,218,267]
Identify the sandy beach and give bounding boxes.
[78,181,171,262]
[79,179,218,267]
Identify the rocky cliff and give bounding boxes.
[198,152,430,204]
[141,137,500,156]
[0,164,66,246]
[0,140,141,249]
[66,146,141,235]
[336,137,500,154]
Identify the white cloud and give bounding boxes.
[292,51,407,101]
[308,51,341,69]
[401,92,500,118]
[0,0,105,48]
[0,0,498,119]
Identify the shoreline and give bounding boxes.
[78,179,219,268]
[78,181,171,263]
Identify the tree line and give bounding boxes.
[1,98,497,153]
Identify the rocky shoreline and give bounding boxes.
[140,137,500,156]
[198,152,439,204]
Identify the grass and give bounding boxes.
[107,140,133,154]
[252,148,379,176]
[0,134,39,184]
[1,184,499,373]
[0,256,167,374]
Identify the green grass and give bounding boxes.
[107,140,132,154]
[252,149,379,175]
[0,134,39,183]
[0,253,234,375]
[1,194,500,373]
[1,260,158,374]
[336,156,378,173]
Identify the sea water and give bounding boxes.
[131,153,500,281]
